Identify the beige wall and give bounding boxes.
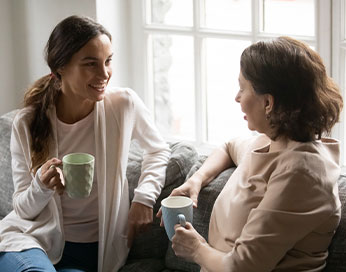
[0,0,16,115]
[0,0,132,115]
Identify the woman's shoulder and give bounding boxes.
[273,139,340,187]
[12,106,35,128]
[228,133,270,152]
[104,87,138,105]
[282,139,339,164]
[103,87,147,118]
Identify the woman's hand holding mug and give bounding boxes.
[40,158,64,195]
[156,175,202,226]
[39,153,95,198]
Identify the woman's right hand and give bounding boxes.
[39,158,64,195]
[156,174,202,224]
[170,176,202,208]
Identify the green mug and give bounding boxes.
[61,153,95,198]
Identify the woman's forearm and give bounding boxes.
[12,170,55,219]
[194,240,229,272]
[192,148,234,188]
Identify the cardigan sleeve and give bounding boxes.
[221,168,337,271]
[128,89,171,207]
[10,110,55,220]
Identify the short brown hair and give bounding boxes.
[240,36,343,142]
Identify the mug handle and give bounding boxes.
[50,164,65,185]
[50,164,63,171]
[177,214,186,228]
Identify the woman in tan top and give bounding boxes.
[165,37,344,271]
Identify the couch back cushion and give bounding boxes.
[0,110,18,219]
[165,156,233,272]
[125,141,199,262]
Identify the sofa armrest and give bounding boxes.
[0,110,19,220]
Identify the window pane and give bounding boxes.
[261,0,315,36]
[149,0,193,27]
[204,0,251,31]
[150,35,195,140]
[344,3,346,40]
[206,38,252,144]
[343,49,346,158]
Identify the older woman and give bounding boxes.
[165,36,343,271]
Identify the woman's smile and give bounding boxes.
[89,83,107,92]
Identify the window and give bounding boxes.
[130,0,336,155]
[333,0,346,164]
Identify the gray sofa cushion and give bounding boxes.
[119,258,165,272]
[0,110,18,219]
[323,171,346,271]
[165,156,234,272]
[121,141,199,269]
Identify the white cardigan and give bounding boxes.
[0,88,171,272]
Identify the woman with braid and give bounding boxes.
[0,15,170,272]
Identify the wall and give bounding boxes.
[0,0,98,115]
[96,0,131,90]
[0,0,16,115]
[0,0,132,116]
[129,0,146,100]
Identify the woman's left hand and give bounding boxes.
[172,222,207,262]
[127,202,153,248]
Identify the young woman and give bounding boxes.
[0,15,170,271]
[164,37,343,271]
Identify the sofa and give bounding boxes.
[0,109,345,272]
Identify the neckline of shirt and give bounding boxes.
[57,109,94,128]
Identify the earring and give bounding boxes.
[266,113,271,120]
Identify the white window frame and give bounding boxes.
[332,0,345,165]
[130,0,335,155]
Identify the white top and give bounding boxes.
[57,110,98,243]
[0,88,171,272]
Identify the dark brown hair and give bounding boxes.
[240,36,343,142]
[23,15,111,173]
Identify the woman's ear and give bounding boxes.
[264,94,274,115]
